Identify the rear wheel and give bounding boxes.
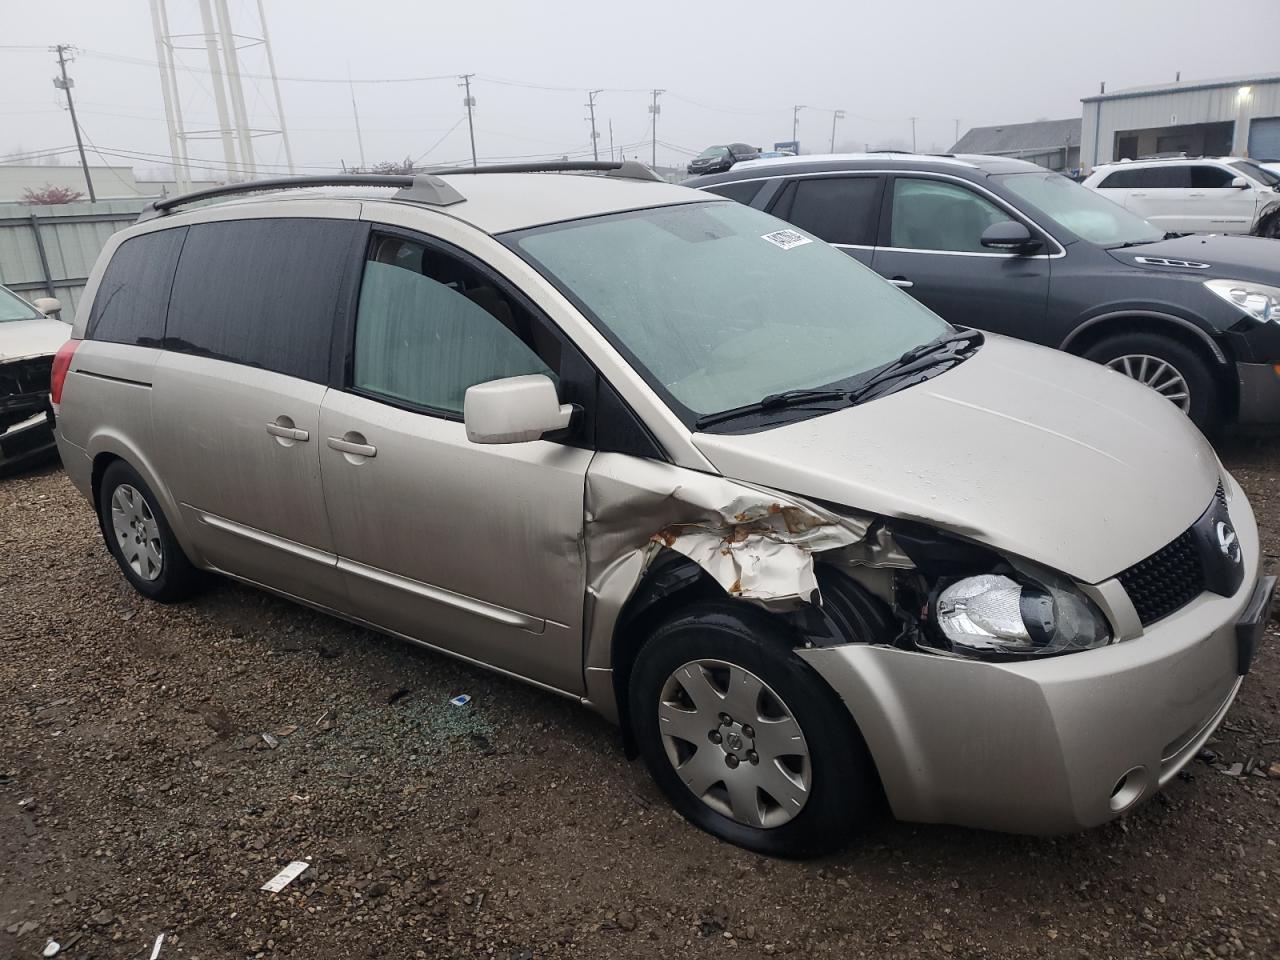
[1084,332,1222,435]
[97,460,198,602]
[628,601,878,856]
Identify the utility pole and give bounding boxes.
[51,45,95,202]
[608,118,615,163]
[348,64,366,169]
[909,116,918,153]
[953,118,960,147]
[792,104,805,144]
[829,109,845,152]
[649,89,664,169]
[586,89,602,162]
[460,74,477,167]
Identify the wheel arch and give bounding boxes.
[606,554,896,758]
[86,435,203,565]
[1059,310,1237,418]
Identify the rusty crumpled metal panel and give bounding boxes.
[582,454,912,675]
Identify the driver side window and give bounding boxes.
[889,178,1009,253]
[353,236,556,416]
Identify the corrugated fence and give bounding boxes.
[0,199,148,315]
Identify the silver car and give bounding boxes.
[52,163,1275,855]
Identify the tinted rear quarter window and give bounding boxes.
[771,176,882,245]
[1131,166,1189,188]
[703,181,765,205]
[165,218,358,382]
[86,228,187,346]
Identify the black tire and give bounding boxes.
[97,460,199,603]
[1259,212,1280,240]
[628,601,879,857]
[1083,332,1223,436]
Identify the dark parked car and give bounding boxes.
[686,143,761,176]
[688,154,1280,434]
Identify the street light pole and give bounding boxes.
[910,116,918,153]
[51,44,95,202]
[829,109,845,153]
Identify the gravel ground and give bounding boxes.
[3,440,1280,960]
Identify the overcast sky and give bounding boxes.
[3,0,1278,181]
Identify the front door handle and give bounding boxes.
[327,434,377,458]
[889,276,914,288]
[266,419,309,442]
[1130,192,1147,198]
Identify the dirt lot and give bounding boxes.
[3,440,1280,960]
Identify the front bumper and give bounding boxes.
[1236,362,1280,425]
[799,481,1266,835]
[1,408,57,470]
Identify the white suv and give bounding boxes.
[1082,157,1280,238]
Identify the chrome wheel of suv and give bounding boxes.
[1105,354,1191,412]
[110,483,163,581]
[658,659,811,828]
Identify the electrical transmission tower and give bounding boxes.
[147,0,294,186]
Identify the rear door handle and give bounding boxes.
[266,421,309,441]
[1130,192,1147,197]
[889,277,914,288]
[327,435,377,458]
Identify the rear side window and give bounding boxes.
[86,228,187,346]
[1127,166,1189,188]
[703,181,765,205]
[353,235,555,416]
[165,218,357,382]
[771,176,882,245]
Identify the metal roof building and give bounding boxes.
[1080,73,1280,172]
[949,118,1081,172]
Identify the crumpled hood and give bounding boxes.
[0,317,70,363]
[692,336,1220,584]
[1108,233,1280,284]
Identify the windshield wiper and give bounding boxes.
[1109,232,1178,249]
[693,329,984,429]
[846,328,983,406]
[694,388,849,430]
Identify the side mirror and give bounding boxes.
[464,374,574,444]
[980,220,1042,253]
[1231,176,1250,189]
[32,297,61,317]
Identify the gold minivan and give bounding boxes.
[53,164,1273,855]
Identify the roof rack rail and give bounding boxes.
[136,160,663,223]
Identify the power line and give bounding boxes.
[411,116,467,165]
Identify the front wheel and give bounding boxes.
[628,602,879,856]
[1083,332,1222,436]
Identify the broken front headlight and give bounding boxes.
[933,571,1111,659]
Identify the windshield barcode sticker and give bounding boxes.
[760,229,812,250]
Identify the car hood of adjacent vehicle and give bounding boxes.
[691,336,1220,585]
[1109,233,1280,284]
[0,317,70,362]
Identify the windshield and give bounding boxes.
[510,201,949,421]
[0,286,43,323]
[996,171,1163,246]
[1231,160,1280,187]
[697,146,730,159]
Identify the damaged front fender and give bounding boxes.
[581,453,906,720]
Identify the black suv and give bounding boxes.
[686,143,761,176]
[688,154,1280,434]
